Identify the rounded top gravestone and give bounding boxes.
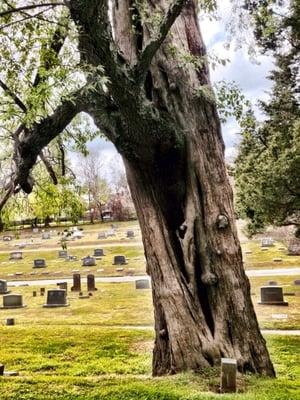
[127,230,135,238]
[113,255,127,265]
[94,248,104,257]
[82,256,96,267]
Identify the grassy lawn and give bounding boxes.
[0,327,299,400]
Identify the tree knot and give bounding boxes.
[178,223,187,239]
[217,214,229,229]
[201,272,218,286]
[159,329,167,338]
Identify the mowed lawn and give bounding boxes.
[0,327,299,400]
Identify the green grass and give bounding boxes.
[0,327,299,400]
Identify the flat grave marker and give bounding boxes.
[9,252,23,260]
[98,232,107,239]
[33,259,46,268]
[135,279,150,289]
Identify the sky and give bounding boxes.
[75,2,275,167]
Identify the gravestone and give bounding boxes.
[87,274,97,291]
[288,239,300,256]
[72,231,83,239]
[6,318,15,326]
[94,248,104,257]
[268,281,277,286]
[33,291,37,297]
[0,280,10,294]
[258,286,288,305]
[127,230,135,238]
[3,235,12,241]
[273,258,282,262]
[261,238,274,247]
[58,250,68,258]
[57,282,67,291]
[106,229,116,237]
[244,250,252,255]
[9,252,23,260]
[82,256,96,267]
[111,224,118,229]
[135,279,150,289]
[32,228,39,234]
[33,259,46,268]
[2,294,26,309]
[113,255,127,265]
[43,289,69,307]
[71,273,81,292]
[294,280,300,285]
[116,267,124,272]
[40,288,45,296]
[220,358,237,393]
[42,232,50,240]
[98,232,107,239]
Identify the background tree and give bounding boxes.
[0,0,274,376]
[235,0,300,236]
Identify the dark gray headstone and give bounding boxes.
[135,279,150,289]
[43,289,69,307]
[288,240,300,256]
[58,250,68,258]
[40,288,45,296]
[113,255,127,265]
[220,358,237,393]
[2,294,26,309]
[0,280,9,294]
[94,249,104,257]
[6,318,15,326]
[57,282,67,291]
[33,259,46,268]
[127,230,135,238]
[294,280,300,285]
[9,252,23,260]
[268,281,277,286]
[82,256,96,267]
[3,235,12,241]
[71,273,81,292]
[42,232,50,240]
[261,238,274,247]
[87,274,97,291]
[259,286,288,305]
[98,232,107,239]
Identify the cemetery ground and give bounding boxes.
[0,221,299,399]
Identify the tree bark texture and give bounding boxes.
[15,0,275,377]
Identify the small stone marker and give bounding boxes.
[43,289,69,307]
[258,286,288,306]
[58,250,68,258]
[71,273,81,292]
[135,279,150,289]
[32,228,39,234]
[127,230,135,238]
[261,238,274,247]
[106,229,116,237]
[6,318,15,326]
[87,274,97,291]
[220,358,237,393]
[42,232,50,240]
[244,250,252,255]
[33,291,37,297]
[98,232,107,239]
[113,255,127,265]
[9,252,23,260]
[94,248,104,257]
[268,281,277,286]
[1,294,26,309]
[0,280,10,295]
[33,259,46,268]
[278,247,286,251]
[3,235,12,241]
[272,314,288,319]
[294,280,300,285]
[82,256,96,267]
[273,258,282,262]
[261,248,268,251]
[288,239,300,256]
[116,267,124,272]
[57,282,67,291]
[40,288,45,296]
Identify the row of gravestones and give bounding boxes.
[97,229,134,239]
[261,237,300,255]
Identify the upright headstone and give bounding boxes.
[33,259,46,268]
[98,232,107,239]
[71,273,81,292]
[106,229,116,237]
[43,289,69,307]
[57,282,68,291]
[259,286,288,305]
[2,294,26,309]
[135,279,150,289]
[58,250,68,258]
[220,358,237,393]
[32,291,37,297]
[40,288,45,296]
[42,232,50,240]
[127,230,135,238]
[6,318,15,326]
[261,238,274,247]
[288,239,300,256]
[82,256,96,267]
[9,252,23,260]
[32,228,39,234]
[294,280,300,286]
[268,281,277,286]
[113,255,127,265]
[94,248,104,257]
[0,280,9,294]
[87,274,97,291]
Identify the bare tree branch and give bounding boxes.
[0,79,27,113]
[0,3,65,18]
[39,150,58,184]
[132,0,188,84]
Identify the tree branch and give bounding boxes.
[132,0,188,84]
[0,3,65,18]
[0,79,27,113]
[39,150,58,185]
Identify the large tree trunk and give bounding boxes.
[111,0,275,376]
